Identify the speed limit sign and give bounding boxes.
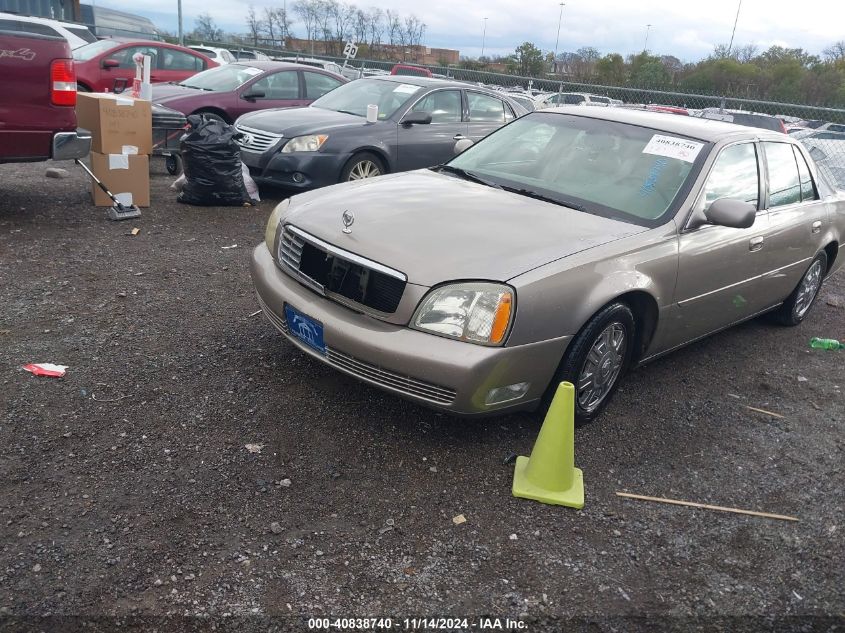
[343,41,358,59]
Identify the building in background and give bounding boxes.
[0,0,81,21]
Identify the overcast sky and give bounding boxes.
[122,0,844,61]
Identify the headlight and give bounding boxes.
[281,134,329,153]
[412,282,514,346]
[264,198,291,250]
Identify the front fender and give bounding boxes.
[505,224,678,347]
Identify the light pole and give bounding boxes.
[481,17,488,59]
[643,23,652,52]
[727,0,742,55]
[177,0,183,45]
[554,2,565,70]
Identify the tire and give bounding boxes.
[544,302,636,425]
[165,155,180,176]
[340,152,385,182]
[771,251,828,326]
[195,111,230,125]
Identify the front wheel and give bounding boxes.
[772,251,828,326]
[340,152,385,182]
[544,302,636,425]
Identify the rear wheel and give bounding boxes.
[543,302,636,425]
[340,152,385,182]
[772,251,827,326]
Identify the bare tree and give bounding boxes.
[293,0,318,43]
[262,7,276,47]
[403,15,424,48]
[385,9,401,46]
[367,7,383,48]
[735,43,759,63]
[193,12,223,42]
[245,5,262,46]
[823,41,845,62]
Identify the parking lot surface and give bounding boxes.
[1,160,843,632]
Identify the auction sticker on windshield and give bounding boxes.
[393,84,419,94]
[642,134,704,163]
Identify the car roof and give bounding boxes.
[228,60,344,75]
[368,75,497,90]
[543,106,787,143]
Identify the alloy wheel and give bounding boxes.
[576,322,627,413]
[347,160,381,180]
[793,260,823,319]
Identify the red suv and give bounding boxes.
[73,39,216,93]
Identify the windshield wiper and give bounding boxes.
[499,185,586,211]
[437,165,502,189]
[334,109,363,116]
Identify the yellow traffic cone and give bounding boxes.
[511,381,584,508]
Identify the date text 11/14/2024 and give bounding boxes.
[307,617,528,630]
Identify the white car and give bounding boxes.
[0,11,96,49]
[188,45,236,64]
[800,131,845,189]
[535,92,621,109]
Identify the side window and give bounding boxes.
[303,71,342,100]
[504,102,515,122]
[110,45,159,69]
[563,94,585,104]
[412,90,462,123]
[467,92,505,123]
[764,142,801,208]
[251,71,299,100]
[161,48,204,72]
[794,146,818,202]
[828,124,845,133]
[702,143,759,211]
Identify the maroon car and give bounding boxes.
[72,39,217,93]
[150,62,347,124]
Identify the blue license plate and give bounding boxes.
[284,304,326,355]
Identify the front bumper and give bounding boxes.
[241,149,351,190]
[52,128,92,161]
[250,243,571,416]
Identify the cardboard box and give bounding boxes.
[76,93,153,155]
[90,152,150,207]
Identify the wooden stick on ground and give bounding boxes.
[616,492,799,522]
[745,405,785,419]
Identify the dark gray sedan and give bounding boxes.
[234,76,528,190]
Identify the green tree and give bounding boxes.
[595,53,625,84]
[508,41,545,76]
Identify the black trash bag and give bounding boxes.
[178,114,253,206]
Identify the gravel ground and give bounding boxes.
[1,159,843,633]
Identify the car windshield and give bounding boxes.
[65,26,97,44]
[180,64,263,91]
[447,112,708,226]
[310,78,423,119]
[72,39,119,61]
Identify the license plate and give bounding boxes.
[284,304,326,355]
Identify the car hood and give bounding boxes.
[285,170,647,287]
[237,106,370,136]
[151,83,211,103]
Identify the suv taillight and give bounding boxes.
[50,59,77,107]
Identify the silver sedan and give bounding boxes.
[252,107,844,422]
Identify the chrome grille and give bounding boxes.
[279,227,304,270]
[235,125,283,153]
[277,226,406,314]
[258,299,456,405]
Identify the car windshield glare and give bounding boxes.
[448,112,706,226]
[180,64,262,91]
[310,79,423,119]
[72,39,119,61]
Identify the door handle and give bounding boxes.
[453,134,466,140]
[749,236,765,252]
[812,220,822,234]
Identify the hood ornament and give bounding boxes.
[342,210,354,234]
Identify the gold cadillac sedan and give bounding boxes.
[251,107,844,423]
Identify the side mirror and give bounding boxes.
[401,110,432,126]
[703,198,757,229]
[241,90,265,101]
[454,138,474,155]
[102,58,120,69]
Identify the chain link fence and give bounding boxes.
[164,37,845,189]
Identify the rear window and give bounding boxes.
[731,113,783,132]
[72,39,119,60]
[0,19,59,38]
